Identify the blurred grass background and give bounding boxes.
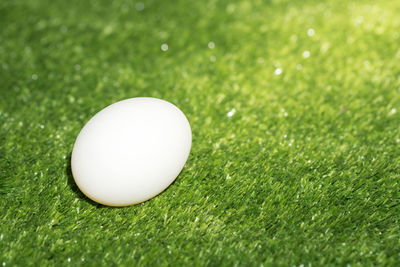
[1,0,400,265]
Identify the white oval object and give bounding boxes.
[71,97,192,206]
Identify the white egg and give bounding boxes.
[71,97,192,206]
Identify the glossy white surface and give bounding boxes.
[71,97,191,206]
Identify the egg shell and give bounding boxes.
[71,97,192,206]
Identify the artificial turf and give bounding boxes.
[1,0,400,265]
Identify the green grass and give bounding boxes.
[1,0,400,265]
